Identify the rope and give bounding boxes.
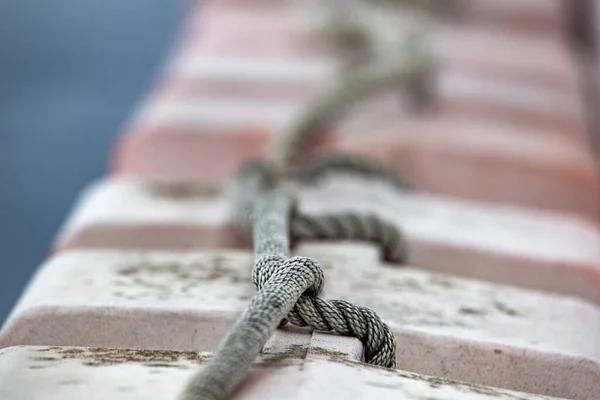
[178,186,396,400]
[292,153,411,190]
[231,160,410,264]
[178,186,320,400]
[269,41,437,172]
[291,213,408,264]
[178,1,443,398]
[178,159,403,400]
[298,0,451,71]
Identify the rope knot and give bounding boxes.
[253,255,326,329]
[253,255,325,298]
[250,251,396,370]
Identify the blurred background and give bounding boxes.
[0,1,183,323]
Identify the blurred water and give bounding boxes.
[0,0,183,323]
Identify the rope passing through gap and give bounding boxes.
[233,159,411,264]
[178,182,397,400]
[178,1,444,398]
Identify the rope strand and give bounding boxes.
[269,43,437,171]
[231,159,410,264]
[178,1,444,398]
[292,212,409,264]
[178,187,396,400]
[292,153,412,191]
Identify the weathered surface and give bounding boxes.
[0,342,567,400]
[116,101,599,219]
[184,0,573,90]
[463,0,566,35]
[1,246,599,398]
[55,177,600,303]
[156,55,585,139]
[55,178,248,251]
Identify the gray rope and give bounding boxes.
[292,153,412,191]
[178,186,396,400]
[178,3,441,398]
[232,159,410,264]
[230,160,276,235]
[304,0,461,65]
[269,42,437,172]
[178,187,321,400]
[292,212,408,264]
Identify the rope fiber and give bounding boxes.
[179,184,397,400]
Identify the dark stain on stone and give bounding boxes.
[493,301,519,317]
[428,275,455,289]
[146,183,221,200]
[34,348,53,352]
[117,256,245,283]
[335,362,538,399]
[31,356,60,362]
[112,254,250,300]
[365,380,404,390]
[392,370,536,399]
[207,255,235,280]
[459,307,486,316]
[309,347,350,362]
[117,267,138,277]
[48,347,210,367]
[143,363,190,369]
[255,345,307,368]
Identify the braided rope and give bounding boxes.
[231,159,409,264]
[301,0,461,65]
[178,2,443,398]
[178,186,396,400]
[292,153,412,191]
[292,213,408,264]
[269,42,437,172]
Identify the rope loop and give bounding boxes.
[253,255,325,298]
[177,0,446,397]
[251,253,395,369]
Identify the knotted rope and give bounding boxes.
[232,160,409,264]
[178,1,443,398]
[179,180,396,400]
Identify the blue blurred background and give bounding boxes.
[0,1,184,323]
